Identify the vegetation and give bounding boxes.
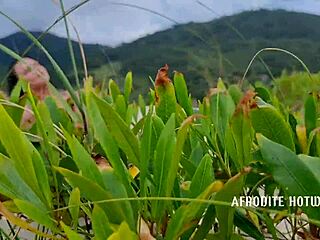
[2,10,320,98]
[0,54,319,238]
[1,2,320,239]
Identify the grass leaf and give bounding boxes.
[173,71,193,116]
[189,154,214,197]
[0,104,50,207]
[124,72,133,103]
[56,167,130,226]
[152,114,176,221]
[92,204,113,240]
[92,93,140,167]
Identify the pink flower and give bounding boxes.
[14,57,50,100]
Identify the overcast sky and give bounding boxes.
[1,0,320,46]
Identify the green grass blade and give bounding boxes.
[92,205,113,240]
[14,199,58,232]
[58,0,81,91]
[87,92,136,198]
[115,95,127,120]
[234,210,264,240]
[92,94,140,167]
[63,129,104,187]
[55,167,130,225]
[109,79,121,102]
[210,91,235,145]
[138,94,146,116]
[0,104,49,207]
[165,181,223,240]
[140,113,152,198]
[28,86,59,166]
[68,188,80,229]
[192,205,216,240]
[87,90,139,221]
[0,44,22,61]
[189,154,214,198]
[124,72,133,103]
[304,93,317,137]
[152,114,176,222]
[213,170,247,239]
[0,154,44,207]
[173,71,193,116]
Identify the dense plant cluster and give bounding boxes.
[0,2,320,238]
[0,57,319,239]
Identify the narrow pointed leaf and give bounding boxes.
[56,167,129,225]
[174,71,193,116]
[14,199,57,231]
[0,104,48,206]
[214,170,248,239]
[63,130,104,187]
[189,154,213,198]
[115,94,127,120]
[305,93,317,137]
[69,188,80,228]
[140,113,153,197]
[124,72,133,103]
[165,181,224,240]
[92,205,113,240]
[152,114,176,221]
[109,79,121,102]
[0,154,44,207]
[92,93,140,167]
[210,91,235,145]
[87,93,135,199]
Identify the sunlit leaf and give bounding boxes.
[251,98,295,151]
[258,134,320,220]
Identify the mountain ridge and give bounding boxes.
[1,9,320,97]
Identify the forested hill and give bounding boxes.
[1,9,320,98]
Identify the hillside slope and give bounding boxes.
[107,9,320,97]
[0,32,108,88]
[1,9,320,97]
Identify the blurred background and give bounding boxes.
[1,0,320,99]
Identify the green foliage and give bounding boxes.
[213,172,246,240]
[92,205,113,240]
[258,135,320,220]
[210,90,235,145]
[229,105,253,169]
[152,114,176,222]
[155,79,177,123]
[274,72,320,109]
[1,31,320,238]
[250,98,295,151]
[174,71,193,116]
